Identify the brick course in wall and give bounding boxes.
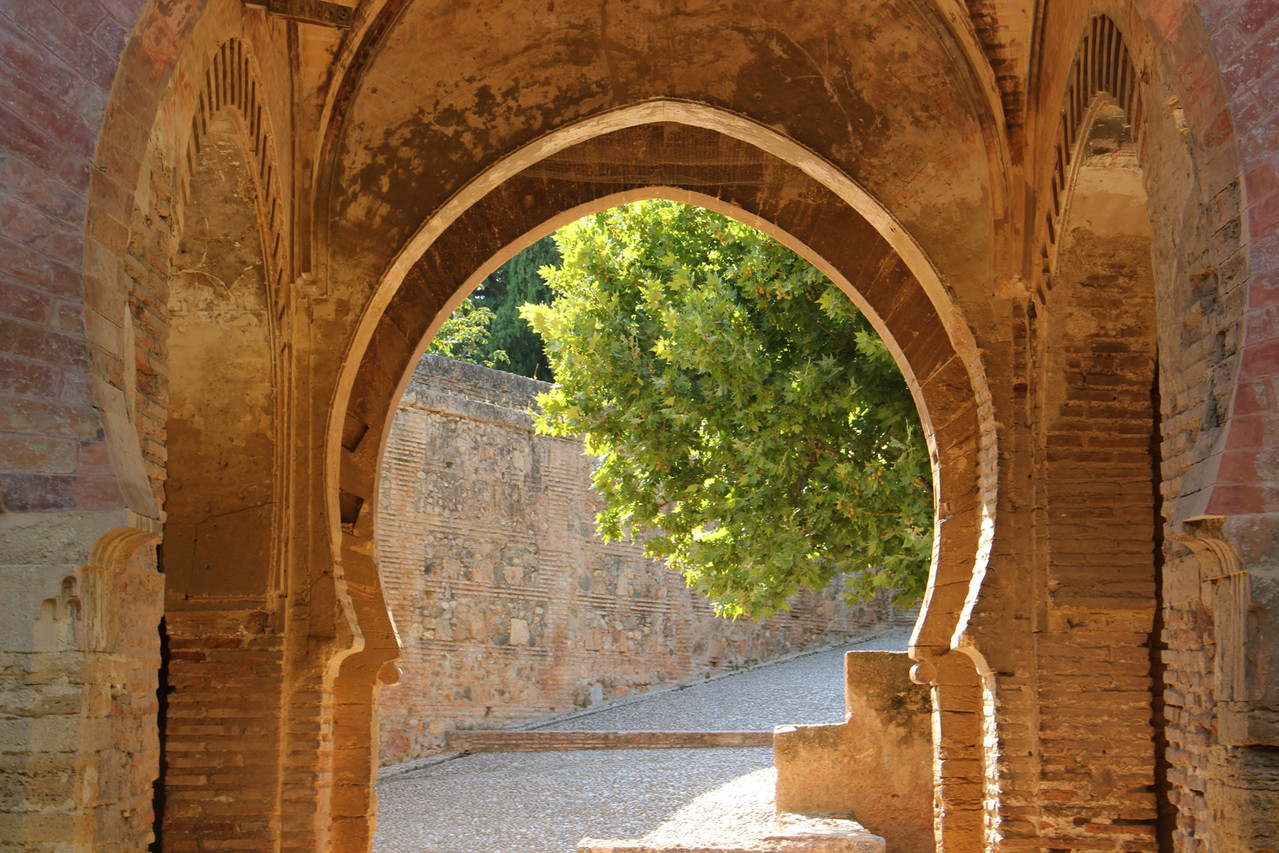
[376,355,909,765]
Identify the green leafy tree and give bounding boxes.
[430,236,559,377]
[478,235,560,379]
[522,200,932,619]
[426,298,508,368]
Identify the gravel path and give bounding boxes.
[374,628,911,853]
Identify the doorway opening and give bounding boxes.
[370,200,935,851]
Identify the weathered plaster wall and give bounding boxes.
[376,355,908,765]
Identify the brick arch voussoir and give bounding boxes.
[331,113,996,674]
[81,0,212,519]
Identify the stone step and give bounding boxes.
[578,814,885,853]
[445,730,775,753]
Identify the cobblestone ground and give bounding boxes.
[374,628,912,853]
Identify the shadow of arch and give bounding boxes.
[328,106,998,850]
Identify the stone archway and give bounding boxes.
[327,107,997,851]
[1028,85,1164,849]
[78,17,305,847]
[6,0,1254,849]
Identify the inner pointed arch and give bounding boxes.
[329,112,997,667]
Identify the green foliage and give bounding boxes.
[426,298,508,368]
[472,235,560,379]
[522,200,932,619]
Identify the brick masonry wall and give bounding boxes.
[376,356,909,765]
[159,610,285,851]
[0,0,148,513]
[1127,2,1279,849]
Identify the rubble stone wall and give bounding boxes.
[375,356,907,765]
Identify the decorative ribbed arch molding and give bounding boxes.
[181,38,288,295]
[1043,15,1144,261]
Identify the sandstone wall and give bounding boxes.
[375,356,906,765]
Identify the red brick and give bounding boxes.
[0,102,59,171]
[1231,87,1267,136]
[0,472,78,509]
[0,64,99,163]
[46,0,107,37]
[0,394,97,437]
[0,354,62,398]
[1226,415,1267,452]
[1229,0,1279,38]
[1246,298,1279,339]
[1243,110,1279,169]
[44,145,93,194]
[0,18,108,124]
[0,282,54,324]
[1230,14,1279,91]
[1245,160,1279,205]
[1206,482,1270,514]
[95,0,142,27]
[1248,170,1279,229]
[1217,449,1261,483]
[1240,338,1279,378]
[0,316,87,367]
[0,2,118,89]
[90,11,126,55]
[0,153,87,222]
[0,241,82,300]
[0,194,84,262]
[0,434,76,473]
[1254,231,1279,274]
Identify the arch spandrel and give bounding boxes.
[318,0,1002,321]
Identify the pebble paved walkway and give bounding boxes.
[374,628,911,853]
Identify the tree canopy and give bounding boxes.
[425,297,507,368]
[521,200,933,619]
[428,236,560,378]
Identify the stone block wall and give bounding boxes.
[0,520,163,853]
[376,356,907,765]
[774,651,933,853]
